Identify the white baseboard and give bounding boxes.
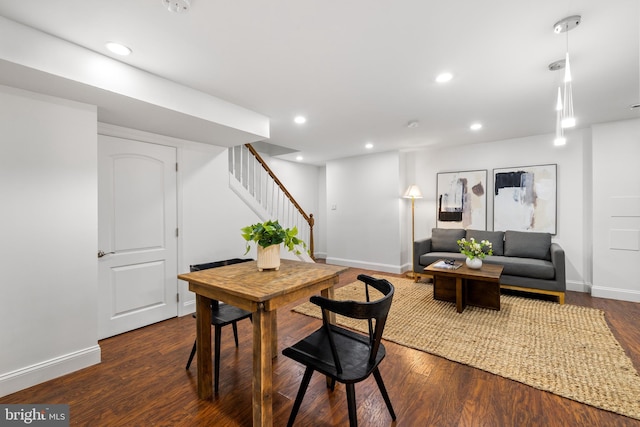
[591,285,640,303]
[566,279,590,293]
[0,345,101,398]
[325,257,403,274]
[313,251,328,259]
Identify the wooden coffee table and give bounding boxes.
[424,260,504,313]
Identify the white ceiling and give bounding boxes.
[0,0,638,165]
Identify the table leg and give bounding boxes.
[456,278,466,313]
[195,294,213,399]
[253,303,273,427]
[271,311,277,358]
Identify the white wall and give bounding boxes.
[317,166,328,259]
[267,158,320,218]
[0,86,100,397]
[179,143,262,311]
[181,144,259,266]
[591,119,640,302]
[326,152,403,273]
[404,130,589,292]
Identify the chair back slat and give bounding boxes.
[190,258,253,271]
[320,308,343,373]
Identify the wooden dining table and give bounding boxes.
[178,259,348,427]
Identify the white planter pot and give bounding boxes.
[257,244,281,271]
[466,257,482,269]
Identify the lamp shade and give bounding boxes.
[403,185,423,199]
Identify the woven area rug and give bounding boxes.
[292,276,640,420]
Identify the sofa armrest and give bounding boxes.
[413,238,432,273]
[550,242,566,291]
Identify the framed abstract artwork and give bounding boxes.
[436,170,487,230]
[493,164,557,234]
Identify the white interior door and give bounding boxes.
[98,135,178,339]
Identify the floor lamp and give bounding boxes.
[403,184,423,279]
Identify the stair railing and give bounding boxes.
[228,143,315,259]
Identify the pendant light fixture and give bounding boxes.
[561,51,575,128]
[554,87,566,146]
[553,15,581,129]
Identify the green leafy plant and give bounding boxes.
[241,220,307,255]
[457,237,493,259]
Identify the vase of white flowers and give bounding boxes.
[465,257,483,269]
[457,237,493,270]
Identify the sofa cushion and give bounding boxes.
[484,256,555,280]
[465,230,505,256]
[503,230,551,260]
[431,228,466,252]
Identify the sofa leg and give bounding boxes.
[500,285,565,305]
[413,272,432,283]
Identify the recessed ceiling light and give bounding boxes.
[294,116,307,124]
[105,42,132,56]
[470,123,483,131]
[296,155,304,161]
[435,72,453,83]
[365,143,374,149]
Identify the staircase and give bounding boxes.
[228,144,315,262]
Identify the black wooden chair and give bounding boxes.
[282,274,396,427]
[185,258,253,394]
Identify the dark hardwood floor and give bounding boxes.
[2,266,640,426]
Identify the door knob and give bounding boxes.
[97,250,115,258]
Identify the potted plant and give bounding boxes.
[241,220,306,271]
[457,237,493,269]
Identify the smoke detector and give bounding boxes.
[162,0,190,13]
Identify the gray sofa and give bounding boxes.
[413,228,566,304]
